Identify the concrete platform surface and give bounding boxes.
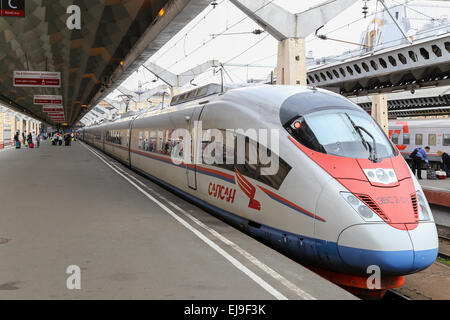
[420,178,450,193]
[0,141,356,300]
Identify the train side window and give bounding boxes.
[428,134,436,146]
[149,131,157,152]
[444,134,450,146]
[391,133,399,144]
[138,131,144,149]
[403,133,410,145]
[415,134,423,145]
[232,133,292,190]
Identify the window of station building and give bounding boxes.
[403,133,410,145]
[415,133,423,145]
[203,129,292,190]
[391,132,399,144]
[444,134,450,146]
[428,134,436,146]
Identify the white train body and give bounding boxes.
[388,119,450,165]
[80,85,438,288]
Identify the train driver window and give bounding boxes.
[444,134,450,147]
[428,134,436,146]
[403,133,410,145]
[415,134,423,145]
[391,132,399,144]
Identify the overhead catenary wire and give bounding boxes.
[390,0,437,21]
[146,0,275,85]
[306,0,443,45]
[153,0,227,63]
[224,33,271,65]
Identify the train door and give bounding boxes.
[186,106,205,190]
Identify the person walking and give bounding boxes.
[22,131,27,147]
[411,146,431,180]
[437,150,450,178]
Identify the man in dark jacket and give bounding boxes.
[14,131,20,148]
[411,146,430,179]
[438,150,450,177]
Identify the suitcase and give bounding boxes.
[426,168,437,180]
[29,142,34,149]
[15,141,21,149]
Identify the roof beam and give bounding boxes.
[229,0,358,40]
[143,60,219,87]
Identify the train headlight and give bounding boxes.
[416,190,433,221]
[363,168,397,185]
[341,192,383,222]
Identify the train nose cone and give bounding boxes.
[337,223,438,275]
[337,224,415,275]
[407,222,438,272]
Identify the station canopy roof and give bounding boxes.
[0,0,206,126]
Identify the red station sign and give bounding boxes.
[0,0,25,17]
[14,71,61,88]
[34,95,63,105]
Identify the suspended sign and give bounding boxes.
[0,0,25,17]
[34,95,62,105]
[13,71,60,88]
[43,105,63,112]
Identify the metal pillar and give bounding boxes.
[230,0,358,85]
[372,94,388,135]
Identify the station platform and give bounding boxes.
[0,140,356,300]
[418,174,450,207]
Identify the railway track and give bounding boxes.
[437,225,450,260]
[384,224,449,300]
[383,290,411,300]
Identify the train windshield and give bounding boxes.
[285,109,397,160]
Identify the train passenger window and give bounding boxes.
[415,134,423,145]
[444,134,450,146]
[391,133,399,144]
[206,130,292,190]
[428,134,436,146]
[149,131,157,152]
[403,133,410,145]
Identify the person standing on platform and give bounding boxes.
[22,131,26,147]
[58,132,63,146]
[27,132,32,148]
[411,146,430,180]
[32,132,37,148]
[36,133,41,148]
[437,150,450,177]
[14,131,20,149]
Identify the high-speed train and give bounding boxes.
[80,84,438,296]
